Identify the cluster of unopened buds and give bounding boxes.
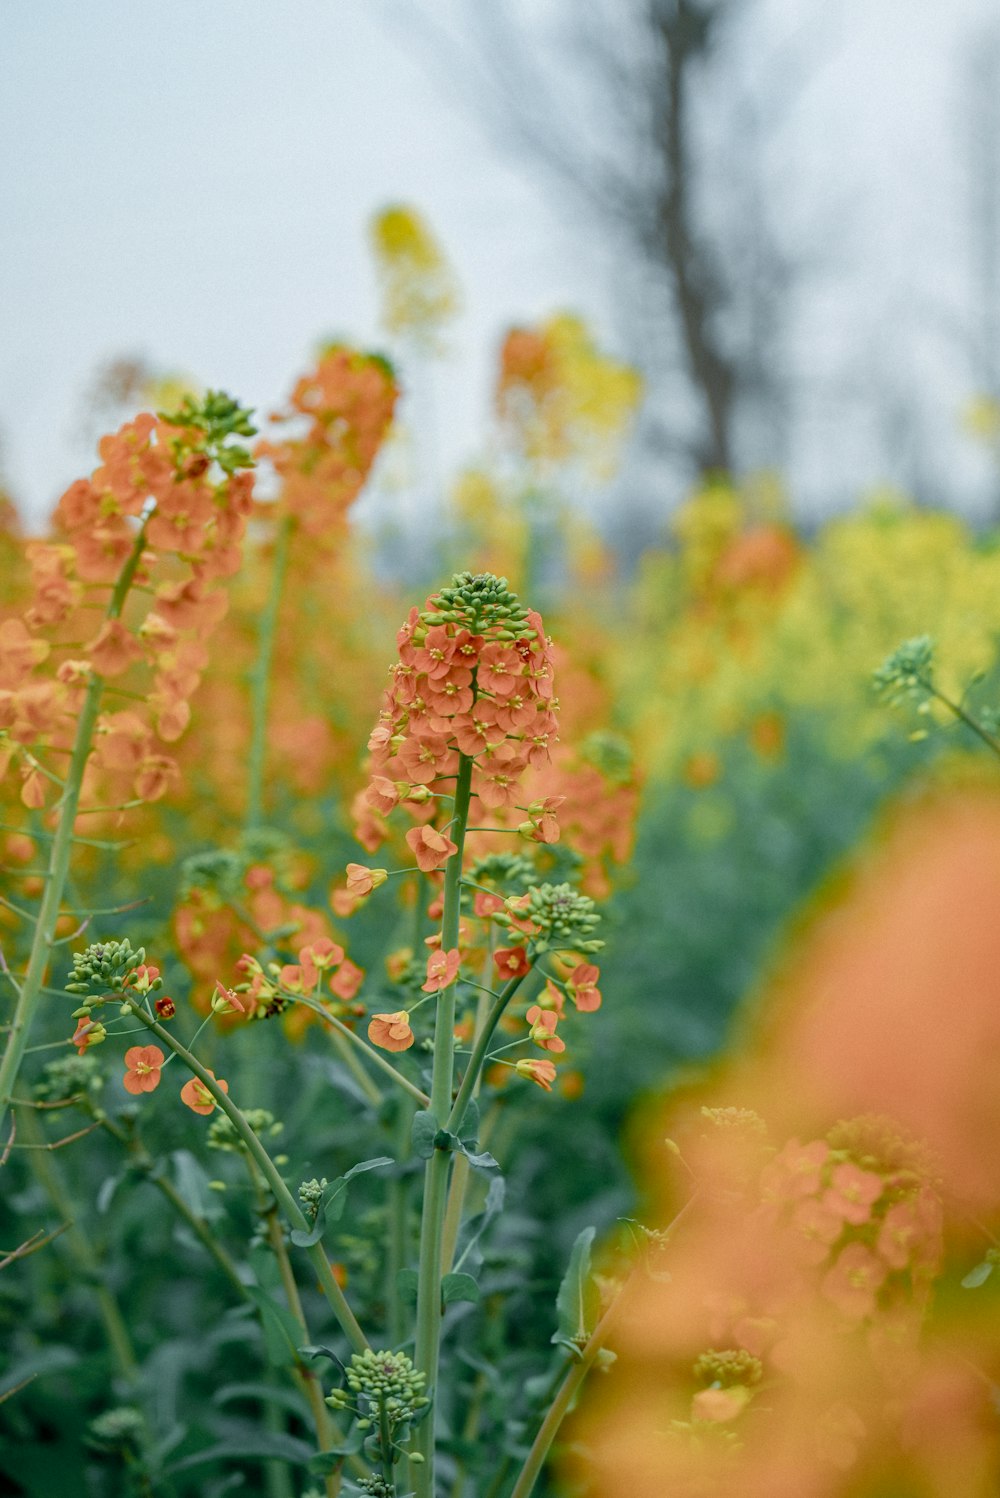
[64,936,229,1113]
[325,1348,429,1470]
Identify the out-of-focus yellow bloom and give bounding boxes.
[496,312,642,478]
[962,393,1000,442]
[370,204,459,346]
[621,483,1000,780]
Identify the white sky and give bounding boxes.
[2,0,999,527]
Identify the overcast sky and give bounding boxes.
[3,0,999,527]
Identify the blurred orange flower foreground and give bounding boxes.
[574,787,1000,1497]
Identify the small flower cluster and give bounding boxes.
[1,394,256,811]
[325,1348,429,1471]
[208,1109,282,1154]
[65,935,231,1113]
[758,1123,943,1321]
[233,936,364,1023]
[872,635,936,706]
[257,347,399,542]
[297,1175,328,1221]
[370,204,459,344]
[66,939,169,1054]
[358,571,558,844]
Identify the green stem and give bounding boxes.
[440,979,492,1275]
[253,1163,342,1498]
[507,1299,620,1498]
[121,999,369,1354]
[0,525,148,1143]
[446,974,526,1139]
[245,512,293,829]
[98,1113,248,1299]
[321,1010,428,1106]
[412,752,473,1497]
[930,684,1000,758]
[387,1093,416,1347]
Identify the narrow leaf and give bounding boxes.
[552,1226,599,1348]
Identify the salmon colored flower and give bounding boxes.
[526,1004,566,1053]
[211,982,247,1015]
[515,1057,557,1091]
[474,890,505,918]
[759,1138,829,1203]
[127,964,160,994]
[330,959,364,1000]
[365,775,400,814]
[72,1019,107,1055]
[123,1045,165,1095]
[180,1071,229,1115]
[367,1010,414,1052]
[821,1241,887,1320]
[406,824,458,872]
[20,766,46,810]
[423,947,461,993]
[494,946,530,980]
[346,864,388,897]
[822,1161,883,1226]
[569,962,602,1012]
[87,618,143,677]
[791,1197,843,1264]
[300,937,346,971]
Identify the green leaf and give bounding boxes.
[457,1142,499,1174]
[171,1148,221,1221]
[411,1109,439,1159]
[397,1267,419,1306]
[442,1272,480,1305]
[459,1096,480,1145]
[454,1174,505,1275]
[212,1382,309,1419]
[96,1170,125,1214]
[290,1156,394,1245]
[166,1428,315,1474]
[309,1431,364,1472]
[0,1345,79,1400]
[552,1226,599,1351]
[961,1260,994,1289]
[246,1287,304,1368]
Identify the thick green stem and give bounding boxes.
[245,513,293,829]
[412,752,473,1496]
[387,1093,415,1347]
[0,526,148,1143]
[122,999,369,1354]
[440,980,491,1275]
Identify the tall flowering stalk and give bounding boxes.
[358,572,566,1494]
[245,347,398,828]
[0,394,256,1139]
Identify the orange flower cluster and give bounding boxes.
[257,346,399,541]
[356,571,558,850]
[174,858,361,1032]
[0,400,255,812]
[578,1109,952,1498]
